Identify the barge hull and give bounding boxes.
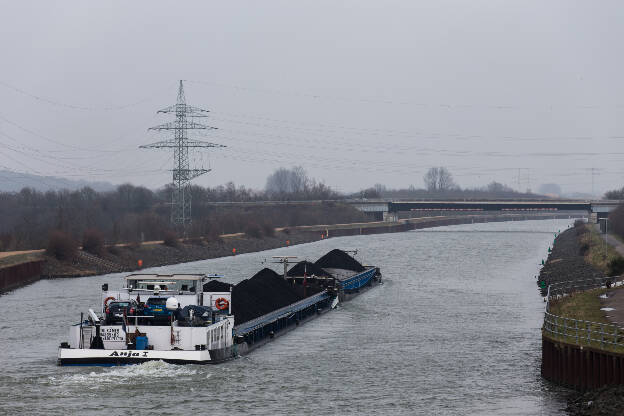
[57,347,237,366]
[235,303,332,357]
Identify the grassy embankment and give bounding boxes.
[544,224,624,352]
[546,287,624,354]
[579,225,624,275]
[548,287,612,325]
[0,251,43,268]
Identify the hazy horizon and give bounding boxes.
[1,1,622,196]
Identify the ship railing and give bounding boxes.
[339,267,376,289]
[233,290,331,336]
[543,311,624,352]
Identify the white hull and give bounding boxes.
[58,347,229,365]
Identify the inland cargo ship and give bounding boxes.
[57,249,381,366]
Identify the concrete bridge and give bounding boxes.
[348,200,621,222]
[195,198,619,222]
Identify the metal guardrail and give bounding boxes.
[543,276,624,351]
[546,276,623,300]
[543,312,624,350]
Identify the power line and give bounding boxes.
[0,80,170,111]
[186,79,624,111]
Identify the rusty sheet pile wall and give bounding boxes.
[0,261,43,292]
[542,337,624,391]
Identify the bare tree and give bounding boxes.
[487,181,507,193]
[424,167,439,191]
[437,167,455,191]
[424,167,455,191]
[605,187,624,200]
[265,166,310,197]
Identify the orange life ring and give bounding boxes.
[103,296,116,308]
[215,297,229,311]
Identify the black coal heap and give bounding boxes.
[202,280,233,292]
[287,261,333,278]
[231,268,310,324]
[315,249,365,272]
[202,249,363,325]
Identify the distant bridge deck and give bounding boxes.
[350,199,619,213]
[347,200,620,222]
[389,201,591,212]
[194,199,619,217]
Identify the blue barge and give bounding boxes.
[233,250,382,353]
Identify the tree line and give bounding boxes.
[0,166,360,251]
[358,167,540,200]
[0,165,553,251]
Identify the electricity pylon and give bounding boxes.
[140,80,225,231]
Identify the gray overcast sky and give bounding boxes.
[0,0,622,196]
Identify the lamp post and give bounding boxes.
[604,218,609,260]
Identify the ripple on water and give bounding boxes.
[0,219,574,415]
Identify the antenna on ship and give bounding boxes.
[272,256,298,279]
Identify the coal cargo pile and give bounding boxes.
[232,268,305,324]
[287,261,333,278]
[202,280,233,292]
[315,249,365,272]
[538,227,603,295]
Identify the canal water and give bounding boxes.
[0,219,573,415]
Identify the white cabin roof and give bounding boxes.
[124,274,206,281]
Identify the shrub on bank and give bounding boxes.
[127,240,141,251]
[579,241,590,255]
[46,230,78,261]
[244,222,263,239]
[186,237,205,246]
[107,245,121,256]
[575,220,588,236]
[82,228,104,255]
[261,221,275,237]
[608,257,624,276]
[609,204,624,241]
[163,230,179,247]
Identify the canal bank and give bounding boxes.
[0,212,576,293]
[538,221,624,413]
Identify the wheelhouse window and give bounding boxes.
[127,279,197,292]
